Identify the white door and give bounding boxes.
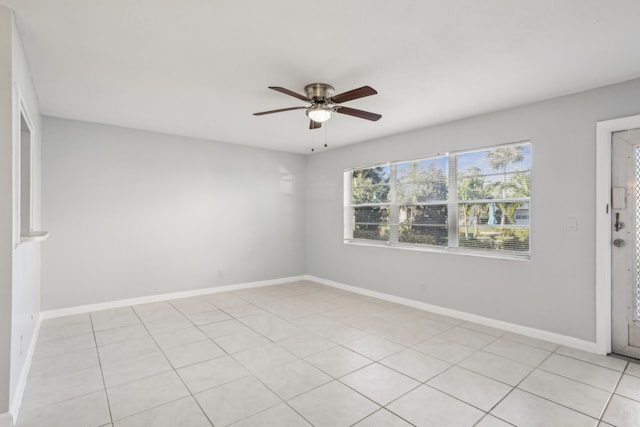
[612,128,640,358]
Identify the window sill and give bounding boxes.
[20,231,49,244]
[344,239,530,261]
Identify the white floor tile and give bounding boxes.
[101,351,172,387]
[152,326,209,350]
[539,354,622,391]
[626,361,640,377]
[28,347,99,382]
[288,381,379,427]
[163,339,225,368]
[91,307,141,332]
[602,394,640,427]
[229,403,311,427]
[340,363,419,405]
[113,396,211,427]
[387,384,484,427]
[437,326,497,349]
[374,323,432,346]
[199,319,252,339]
[133,301,182,323]
[98,335,159,364]
[460,322,507,337]
[144,316,193,335]
[177,355,250,393]
[222,303,267,319]
[412,336,476,364]
[277,334,337,358]
[427,366,512,411]
[615,374,640,401]
[38,320,93,342]
[491,389,598,427]
[33,333,95,360]
[343,334,405,361]
[169,296,216,314]
[518,369,610,418]
[458,350,534,386]
[17,390,110,427]
[195,376,281,426]
[502,332,559,352]
[482,338,550,367]
[107,371,190,421]
[353,409,413,426]
[233,342,298,373]
[556,346,628,372]
[185,309,232,325]
[380,348,450,382]
[474,415,513,427]
[256,359,331,400]
[95,324,149,347]
[21,366,104,412]
[213,329,271,354]
[304,346,372,378]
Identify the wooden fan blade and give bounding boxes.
[330,86,377,104]
[269,86,311,102]
[334,106,382,121]
[309,120,322,130]
[253,106,306,116]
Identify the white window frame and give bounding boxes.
[344,141,531,261]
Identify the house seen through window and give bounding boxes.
[345,142,531,257]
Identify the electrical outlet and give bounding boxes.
[217,270,223,279]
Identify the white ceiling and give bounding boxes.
[3,1,640,154]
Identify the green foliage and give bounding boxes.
[353,225,389,241]
[399,226,447,246]
[397,162,447,202]
[352,167,390,204]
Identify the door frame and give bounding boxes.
[596,113,640,354]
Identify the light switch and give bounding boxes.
[566,217,578,231]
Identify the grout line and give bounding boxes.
[89,314,115,426]
[597,368,627,422]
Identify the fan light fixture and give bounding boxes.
[306,105,332,123]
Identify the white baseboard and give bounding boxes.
[306,275,600,354]
[0,412,13,427]
[38,273,600,355]
[40,275,306,319]
[9,314,41,425]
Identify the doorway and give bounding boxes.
[611,129,640,358]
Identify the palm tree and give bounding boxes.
[458,166,486,239]
[486,146,525,225]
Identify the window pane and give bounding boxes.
[397,157,448,202]
[458,202,530,252]
[353,206,389,224]
[457,144,531,200]
[352,166,390,203]
[353,224,390,241]
[399,205,448,246]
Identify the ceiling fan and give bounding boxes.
[253,83,382,129]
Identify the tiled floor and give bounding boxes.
[16,281,640,427]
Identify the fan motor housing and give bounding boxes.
[305,83,334,102]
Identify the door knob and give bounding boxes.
[613,239,625,247]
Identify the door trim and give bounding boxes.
[596,113,640,354]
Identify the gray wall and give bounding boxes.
[307,78,640,342]
[42,117,307,310]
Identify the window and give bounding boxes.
[345,142,531,258]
